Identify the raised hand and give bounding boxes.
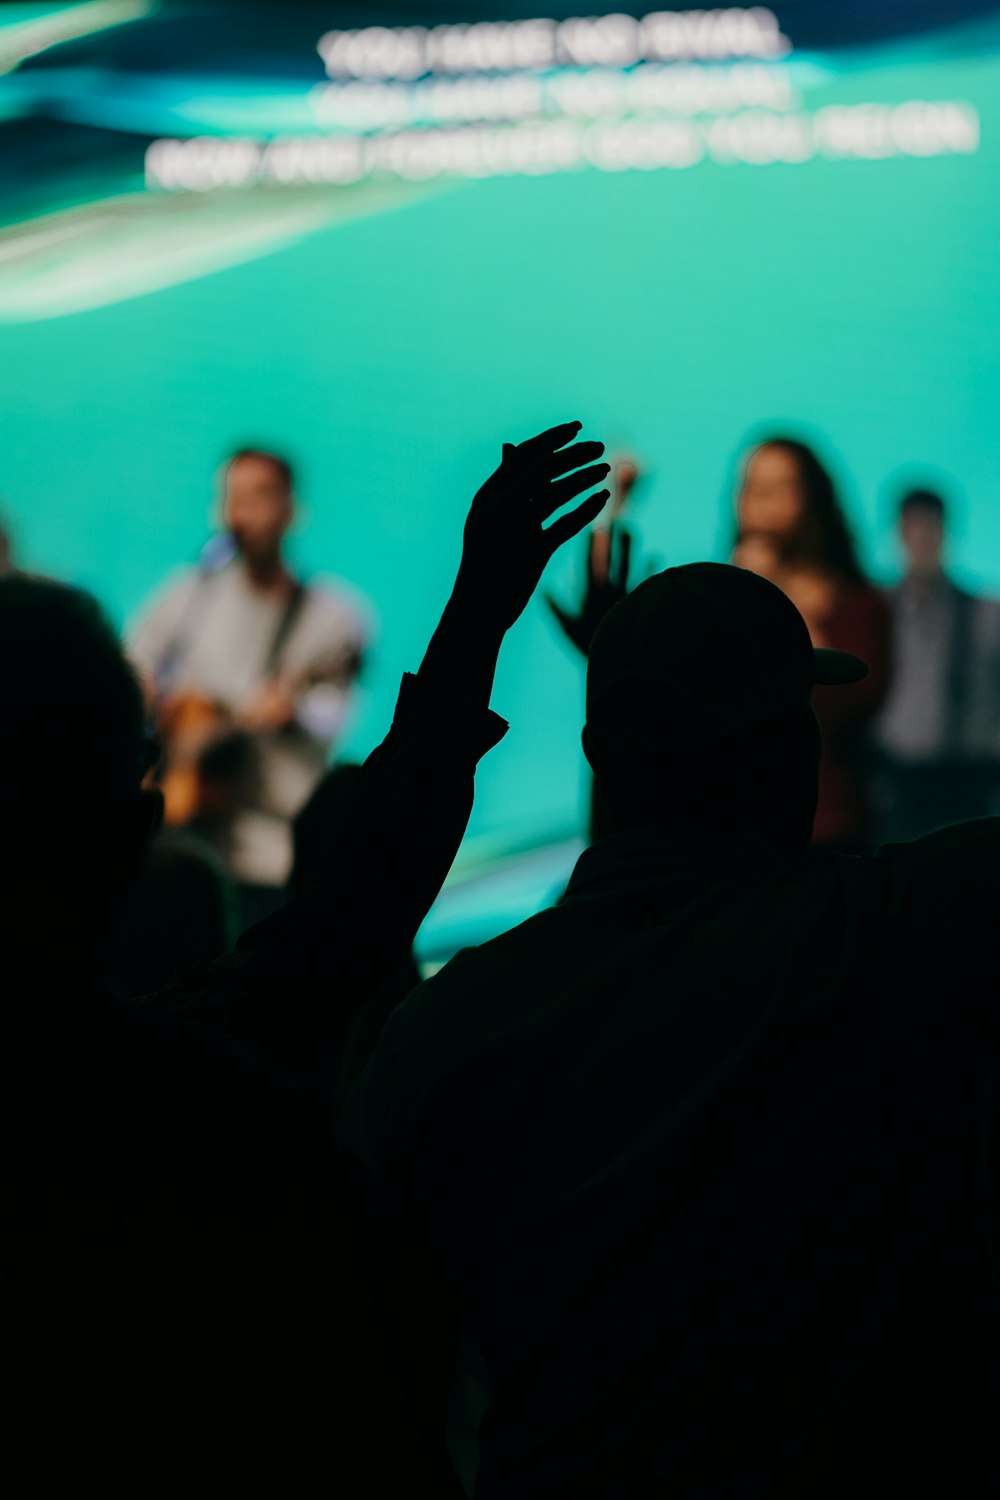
[546,520,634,658]
[612,456,642,515]
[453,421,610,634]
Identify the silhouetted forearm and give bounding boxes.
[417,576,506,711]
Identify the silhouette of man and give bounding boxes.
[342,562,1000,1498]
[2,423,610,1493]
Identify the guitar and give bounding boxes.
[149,648,362,828]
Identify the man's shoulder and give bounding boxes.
[302,576,365,618]
[418,908,565,1004]
[340,907,575,1159]
[971,593,1000,635]
[871,819,1000,923]
[154,566,203,601]
[371,906,574,1063]
[129,567,201,629]
[300,578,370,642]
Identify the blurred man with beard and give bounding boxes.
[131,449,365,924]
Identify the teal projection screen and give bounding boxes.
[2,1,999,950]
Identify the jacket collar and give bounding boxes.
[565,824,788,902]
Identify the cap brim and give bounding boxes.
[813,647,868,686]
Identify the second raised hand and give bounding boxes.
[456,421,611,633]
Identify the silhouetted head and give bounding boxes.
[898,488,946,577]
[223,449,294,567]
[583,564,868,861]
[111,833,237,997]
[0,577,160,957]
[736,438,864,582]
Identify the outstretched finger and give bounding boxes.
[543,490,610,552]
[533,461,611,520]
[509,421,584,466]
[514,440,606,500]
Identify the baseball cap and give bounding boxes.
[586,563,867,747]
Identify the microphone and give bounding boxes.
[198,531,238,573]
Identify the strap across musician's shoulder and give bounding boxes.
[265,577,309,677]
[156,561,310,690]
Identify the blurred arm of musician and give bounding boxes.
[129,449,366,900]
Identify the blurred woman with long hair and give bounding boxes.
[733,437,890,849]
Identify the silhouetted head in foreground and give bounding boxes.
[111,833,237,997]
[583,564,868,862]
[0,577,160,960]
